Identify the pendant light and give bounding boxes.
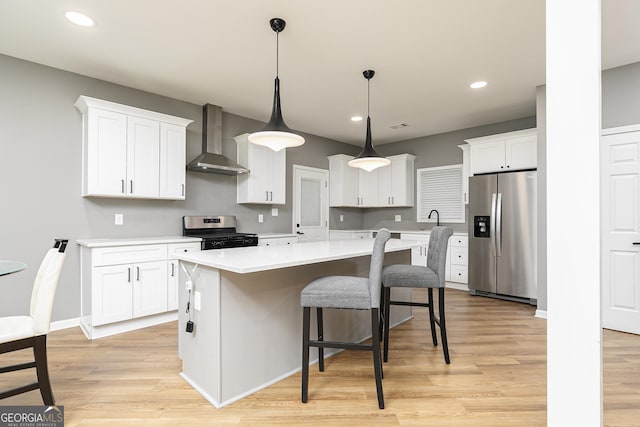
[348,70,390,172]
[248,18,305,152]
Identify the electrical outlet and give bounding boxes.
[271,208,278,217]
[340,215,344,222]
[258,214,264,223]
[115,213,123,225]
[395,215,401,222]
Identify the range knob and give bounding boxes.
[242,239,254,246]
[213,241,225,249]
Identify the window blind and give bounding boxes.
[416,164,464,223]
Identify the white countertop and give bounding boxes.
[176,238,419,274]
[76,236,202,248]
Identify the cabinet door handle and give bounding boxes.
[127,267,131,283]
[391,196,394,204]
[270,191,273,201]
[266,191,269,201]
[130,180,134,194]
[136,266,140,281]
[181,184,185,197]
[633,242,640,245]
[171,263,175,277]
[121,179,125,194]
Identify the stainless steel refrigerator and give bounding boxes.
[468,170,537,302]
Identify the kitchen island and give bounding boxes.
[175,238,417,408]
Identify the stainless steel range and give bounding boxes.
[182,215,258,250]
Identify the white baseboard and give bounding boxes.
[81,311,178,340]
[535,309,547,319]
[50,317,80,331]
[446,282,469,292]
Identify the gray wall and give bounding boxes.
[360,117,537,232]
[0,54,356,322]
[602,61,640,128]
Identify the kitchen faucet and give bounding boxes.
[428,209,440,226]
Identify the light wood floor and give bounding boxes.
[2,289,639,426]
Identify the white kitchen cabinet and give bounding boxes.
[167,242,202,311]
[235,133,286,204]
[458,144,470,204]
[329,230,373,240]
[328,153,414,207]
[328,154,359,207]
[75,96,192,200]
[78,237,201,339]
[448,235,468,284]
[378,154,416,207]
[258,235,298,246]
[358,169,380,206]
[466,128,537,175]
[159,123,187,199]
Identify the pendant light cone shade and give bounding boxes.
[348,70,390,171]
[248,18,305,152]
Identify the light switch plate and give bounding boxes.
[271,208,278,217]
[258,214,264,223]
[395,215,401,222]
[115,213,123,225]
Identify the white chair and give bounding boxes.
[0,239,68,405]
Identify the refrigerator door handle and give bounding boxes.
[490,193,497,256]
[496,192,503,257]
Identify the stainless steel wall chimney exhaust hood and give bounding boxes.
[186,104,250,175]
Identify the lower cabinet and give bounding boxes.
[329,230,373,240]
[79,238,201,339]
[257,235,298,246]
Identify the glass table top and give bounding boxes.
[0,260,27,276]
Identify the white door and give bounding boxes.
[293,165,328,242]
[601,129,640,334]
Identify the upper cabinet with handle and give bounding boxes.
[328,153,415,208]
[235,133,286,204]
[465,128,537,175]
[75,96,192,200]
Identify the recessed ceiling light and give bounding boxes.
[351,116,363,122]
[470,81,488,89]
[65,11,95,27]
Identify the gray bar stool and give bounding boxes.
[381,226,453,364]
[300,229,391,409]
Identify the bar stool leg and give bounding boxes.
[438,288,450,364]
[316,308,324,372]
[301,307,310,403]
[370,308,384,409]
[34,335,54,406]
[383,287,391,363]
[427,288,438,346]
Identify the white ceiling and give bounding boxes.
[1,1,639,146]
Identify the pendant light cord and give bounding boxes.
[276,30,279,78]
[367,78,370,118]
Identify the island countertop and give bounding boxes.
[175,238,418,274]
